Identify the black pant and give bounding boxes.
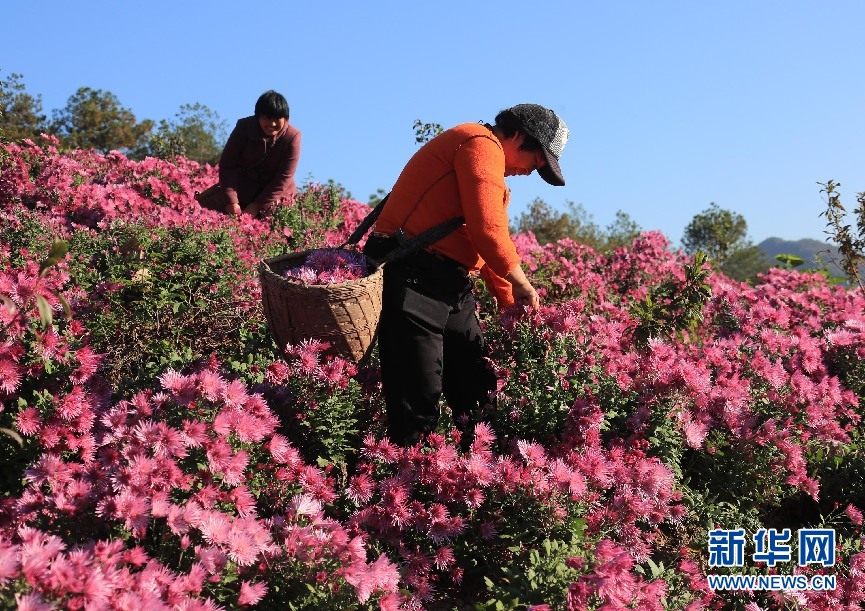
[366,236,496,446]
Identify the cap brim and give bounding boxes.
[538,149,565,186]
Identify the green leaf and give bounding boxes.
[48,238,69,260]
[36,294,53,328]
[39,239,69,275]
[774,253,806,268]
[55,292,72,319]
[1,427,24,446]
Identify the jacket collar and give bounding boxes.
[245,116,289,141]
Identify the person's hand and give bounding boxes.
[505,263,540,310]
[512,281,540,310]
[243,203,261,218]
[225,202,242,216]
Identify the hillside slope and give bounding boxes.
[759,236,844,275]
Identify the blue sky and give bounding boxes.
[4,1,864,245]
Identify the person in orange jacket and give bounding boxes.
[364,104,569,447]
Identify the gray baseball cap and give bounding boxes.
[506,104,569,186]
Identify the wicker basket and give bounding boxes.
[259,249,384,364]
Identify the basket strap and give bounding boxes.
[340,191,465,267]
[341,194,390,248]
[379,215,465,266]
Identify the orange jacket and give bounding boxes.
[374,123,520,306]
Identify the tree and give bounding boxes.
[681,203,749,263]
[722,245,774,283]
[0,71,47,142]
[511,199,599,248]
[604,210,643,250]
[413,119,443,145]
[511,198,642,252]
[368,188,388,207]
[136,103,227,163]
[819,180,865,289]
[682,203,771,282]
[50,87,153,154]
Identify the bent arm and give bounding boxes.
[453,136,520,277]
[454,136,539,310]
[480,264,515,308]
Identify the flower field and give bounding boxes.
[1,135,864,610]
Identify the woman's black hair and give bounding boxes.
[493,109,542,151]
[255,90,290,119]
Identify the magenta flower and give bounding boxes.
[238,579,267,606]
[0,358,21,394]
[0,538,20,584]
[346,472,375,505]
[15,593,52,611]
[16,408,42,436]
[284,249,367,285]
[845,504,864,525]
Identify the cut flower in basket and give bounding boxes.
[283,249,369,285]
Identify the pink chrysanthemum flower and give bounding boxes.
[238,580,268,606]
[0,358,21,394]
[232,412,269,444]
[378,592,408,611]
[221,379,249,409]
[345,553,401,604]
[114,490,151,537]
[465,488,485,508]
[433,546,455,570]
[479,520,500,540]
[472,421,496,450]
[226,528,259,566]
[70,345,104,383]
[285,249,367,285]
[159,369,198,406]
[197,511,233,546]
[15,593,52,611]
[181,420,209,448]
[196,370,225,401]
[429,516,465,544]
[196,545,228,575]
[0,539,20,584]
[517,440,548,468]
[230,486,257,518]
[16,408,42,436]
[267,434,302,467]
[845,503,864,526]
[205,438,232,473]
[159,369,185,394]
[347,472,376,505]
[289,494,323,519]
[360,435,400,463]
[221,450,249,486]
[460,451,491,483]
[58,386,89,421]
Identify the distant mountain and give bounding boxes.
[758,237,845,276]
